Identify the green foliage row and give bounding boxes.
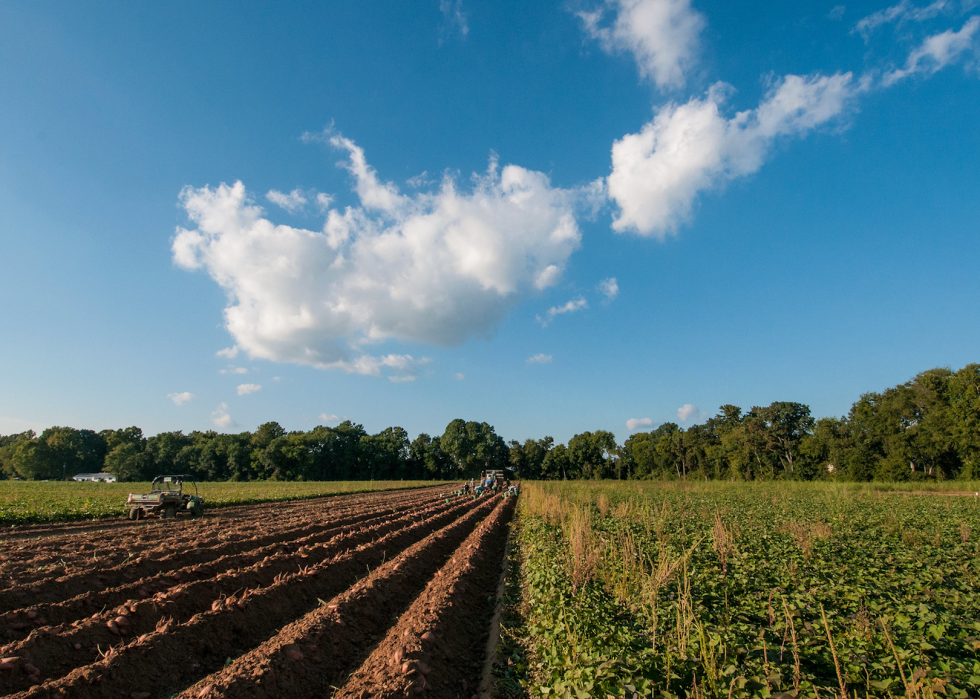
[517,481,980,698]
[0,480,439,526]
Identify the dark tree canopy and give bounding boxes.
[3,363,980,483]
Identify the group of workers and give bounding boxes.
[458,473,519,497]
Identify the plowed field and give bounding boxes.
[0,485,516,699]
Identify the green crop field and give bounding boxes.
[0,480,442,526]
[503,481,980,699]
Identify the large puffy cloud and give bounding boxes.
[883,15,980,84]
[578,0,705,88]
[607,72,857,237]
[173,137,584,378]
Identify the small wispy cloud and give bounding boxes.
[319,413,340,423]
[598,277,619,301]
[388,375,417,383]
[626,417,653,431]
[211,402,234,429]
[882,15,980,85]
[828,5,846,20]
[406,171,432,188]
[526,353,553,364]
[440,0,469,40]
[677,403,707,423]
[168,391,195,406]
[454,372,465,380]
[220,366,248,375]
[537,296,588,327]
[266,188,308,214]
[315,192,334,212]
[576,0,706,89]
[854,0,950,40]
[216,347,238,359]
[237,383,262,395]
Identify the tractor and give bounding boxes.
[127,475,205,520]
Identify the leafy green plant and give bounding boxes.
[517,481,980,698]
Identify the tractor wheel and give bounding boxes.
[161,505,177,519]
[135,507,146,520]
[191,504,205,517]
[128,508,138,521]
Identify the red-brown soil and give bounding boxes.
[0,485,518,699]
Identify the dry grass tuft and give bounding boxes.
[780,519,832,562]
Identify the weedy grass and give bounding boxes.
[0,480,442,525]
[516,481,980,699]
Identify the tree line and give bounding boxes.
[2,364,978,482]
[510,364,980,482]
[0,419,509,483]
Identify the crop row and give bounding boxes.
[512,482,980,699]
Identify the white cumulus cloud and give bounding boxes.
[608,72,857,237]
[237,383,262,395]
[319,413,340,423]
[168,392,195,406]
[526,353,553,364]
[883,15,980,84]
[578,0,706,89]
[216,347,239,358]
[173,134,585,380]
[536,296,589,326]
[626,417,653,431]
[211,403,234,429]
[598,277,619,300]
[677,403,703,423]
[266,188,308,214]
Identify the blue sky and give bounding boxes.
[1,0,978,444]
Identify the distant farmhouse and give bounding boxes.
[73,473,117,483]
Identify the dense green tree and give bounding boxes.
[567,431,618,479]
[439,420,507,478]
[509,437,553,479]
[541,443,572,480]
[409,433,451,479]
[0,431,34,479]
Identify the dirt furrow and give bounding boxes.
[5,493,488,699]
[0,496,469,696]
[0,485,449,543]
[177,495,511,699]
[0,489,442,585]
[0,493,442,636]
[336,495,515,699]
[0,490,445,613]
[0,494,442,600]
